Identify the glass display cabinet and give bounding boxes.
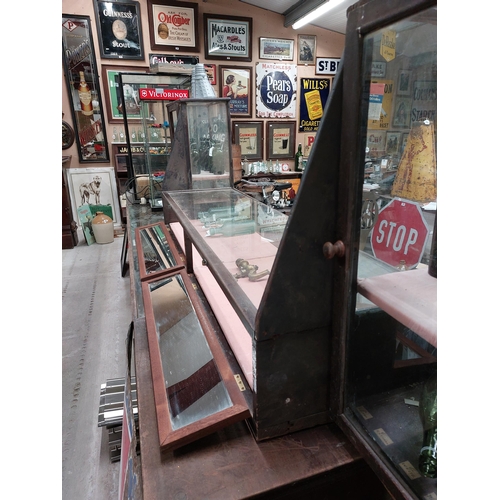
[118,72,191,209]
[320,1,437,499]
[133,2,436,498]
[163,98,233,191]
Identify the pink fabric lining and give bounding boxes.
[357,268,437,348]
[171,223,255,389]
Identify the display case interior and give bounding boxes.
[322,1,438,499]
[164,98,234,192]
[118,72,191,209]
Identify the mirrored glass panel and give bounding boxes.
[138,224,177,276]
[148,274,232,430]
[348,7,437,499]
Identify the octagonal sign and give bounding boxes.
[371,199,429,269]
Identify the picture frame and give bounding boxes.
[385,132,401,155]
[66,167,122,229]
[219,66,252,117]
[259,37,294,61]
[397,69,412,95]
[101,65,149,123]
[204,64,216,85]
[232,121,264,160]
[204,14,252,61]
[93,0,144,60]
[62,14,110,163]
[266,121,296,159]
[297,35,316,65]
[400,132,409,155]
[366,130,387,156]
[392,97,412,128]
[147,0,199,52]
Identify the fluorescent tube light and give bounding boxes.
[292,0,344,29]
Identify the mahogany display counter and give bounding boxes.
[126,203,388,500]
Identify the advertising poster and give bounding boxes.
[411,80,437,126]
[367,79,394,130]
[299,78,330,132]
[256,62,297,118]
[151,2,197,49]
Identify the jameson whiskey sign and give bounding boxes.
[93,0,144,60]
[299,78,330,132]
[256,62,297,118]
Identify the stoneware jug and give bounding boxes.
[92,212,114,244]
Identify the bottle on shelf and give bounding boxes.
[397,260,408,271]
[78,71,93,116]
[295,143,304,171]
[428,215,437,278]
[418,376,437,478]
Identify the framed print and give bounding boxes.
[204,14,252,61]
[147,0,199,52]
[101,65,148,123]
[259,38,294,61]
[220,66,252,117]
[204,64,216,85]
[67,167,122,229]
[266,121,296,160]
[386,132,401,155]
[298,35,316,65]
[93,0,144,60]
[392,97,412,128]
[232,121,263,160]
[62,15,110,163]
[397,69,412,95]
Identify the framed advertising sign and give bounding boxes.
[266,121,296,160]
[315,57,341,75]
[297,35,316,65]
[204,14,252,61]
[62,15,110,162]
[101,65,149,123]
[299,77,330,132]
[219,66,252,117]
[147,0,199,52]
[259,38,294,61]
[93,0,144,60]
[232,121,263,160]
[256,62,297,119]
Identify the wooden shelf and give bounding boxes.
[357,268,437,348]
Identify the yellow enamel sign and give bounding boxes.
[380,30,396,62]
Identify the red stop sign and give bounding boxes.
[371,199,429,268]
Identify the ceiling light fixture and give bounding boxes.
[291,0,345,30]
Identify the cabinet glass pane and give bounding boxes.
[185,101,231,179]
[148,274,232,431]
[348,8,437,500]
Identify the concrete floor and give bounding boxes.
[62,229,132,500]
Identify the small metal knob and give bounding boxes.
[323,240,345,259]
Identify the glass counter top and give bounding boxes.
[163,188,288,335]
